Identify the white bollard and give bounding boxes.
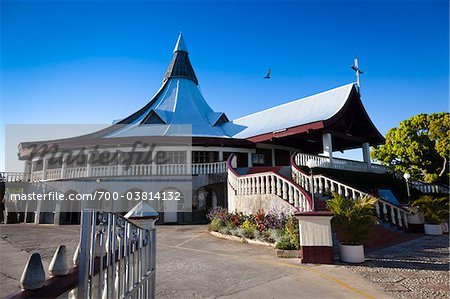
[20,252,46,290]
[73,243,80,266]
[49,245,70,276]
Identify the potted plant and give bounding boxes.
[411,196,449,235]
[327,193,377,263]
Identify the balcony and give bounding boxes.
[1,161,227,182]
[294,153,388,174]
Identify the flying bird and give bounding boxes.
[264,69,271,79]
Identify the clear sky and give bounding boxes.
[1,0,449,171]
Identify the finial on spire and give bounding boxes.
[351,57,363,94]
[174,33,188,53]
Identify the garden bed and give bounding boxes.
[207,208,301,252]
[209,231,275,247]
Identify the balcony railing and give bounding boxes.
[1,161,227,183]
[294,153,388,174]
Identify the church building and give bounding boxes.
[12,34,395,225]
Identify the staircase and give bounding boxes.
[334,223,417,252]
[227,153,420,228]
[227,155,313,214]
[226,153,440,252]
[291,158,411,228]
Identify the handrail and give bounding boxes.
[392,173,449,194]
[294,152,389,174]
[0,161,228,183]
[294,152,448,194]
[291,153,410,228]
[227,154,313,212]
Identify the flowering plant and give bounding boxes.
[206,207,229,222]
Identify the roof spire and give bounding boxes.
[164,33,198,84]
[173,32,188,53]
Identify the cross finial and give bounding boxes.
[351,57,363,94]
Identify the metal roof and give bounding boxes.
[107,78,232,138]
[224,83,355,138]
[173,33,188,53]
[164,33,198,84]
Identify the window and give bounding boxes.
[66,153,87,168]
[32,160,43,172]
[156,151,186,164]
[192,151,219,163]
[47,156,63,169]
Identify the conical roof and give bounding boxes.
[164,33,198,85]
[109,34,231,138]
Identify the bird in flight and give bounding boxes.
[264,68,271,79]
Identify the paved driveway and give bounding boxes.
[0,224,388,298]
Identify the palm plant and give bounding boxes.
[327,193,377,245]
[412,196,449,224]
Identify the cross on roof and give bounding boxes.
[351,58,363,94]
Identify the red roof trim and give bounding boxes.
[247,121,325,143]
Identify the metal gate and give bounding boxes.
[78,209,156,299]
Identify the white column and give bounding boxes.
[271,148,276,167]
[24,160,32,181]
[86,153,91,177]
[42,158,48,180]
[53,202,61,225]
[60,153,67,179]
[322,133,333,164]
[247,153,253,167]
[362,142,371,171]
[186,150,192,175]
[117,152,124,176]
[25,160,32,174]
[218,151,223,162]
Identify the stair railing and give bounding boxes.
[291,153,410,228]
[227,155,312,212]
[392,173,449,194]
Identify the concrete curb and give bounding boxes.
[209,231,275,248]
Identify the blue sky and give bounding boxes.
[1,0,449,170]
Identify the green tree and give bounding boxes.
[371,113,449,183]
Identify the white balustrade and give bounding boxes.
[46,169,62,180]
[191,161,226,175]
[0,172,33,182]
[294,153,388,174]
[7,161,228,183]
[227,161,312,212]
[65,167,87,179]
[291,165,410,228]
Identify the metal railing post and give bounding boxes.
[78,210,93,299]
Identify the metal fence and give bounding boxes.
[78,210,156,299]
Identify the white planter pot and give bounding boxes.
[339,244,365,263]
[424,223,443,235]
[407,211,425,225]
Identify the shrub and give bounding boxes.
[327,192,377,245]
[412,196,449,224]
[267,228,285,243]
[218,226,230,235]
[275,235,297,250]
[241,220,257,239]
[229,213,244,228]
[207,209,299,247]
[233,227,246,238]
[209,218,225,232]
[285,217,300,250]
[207,207,229,222]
